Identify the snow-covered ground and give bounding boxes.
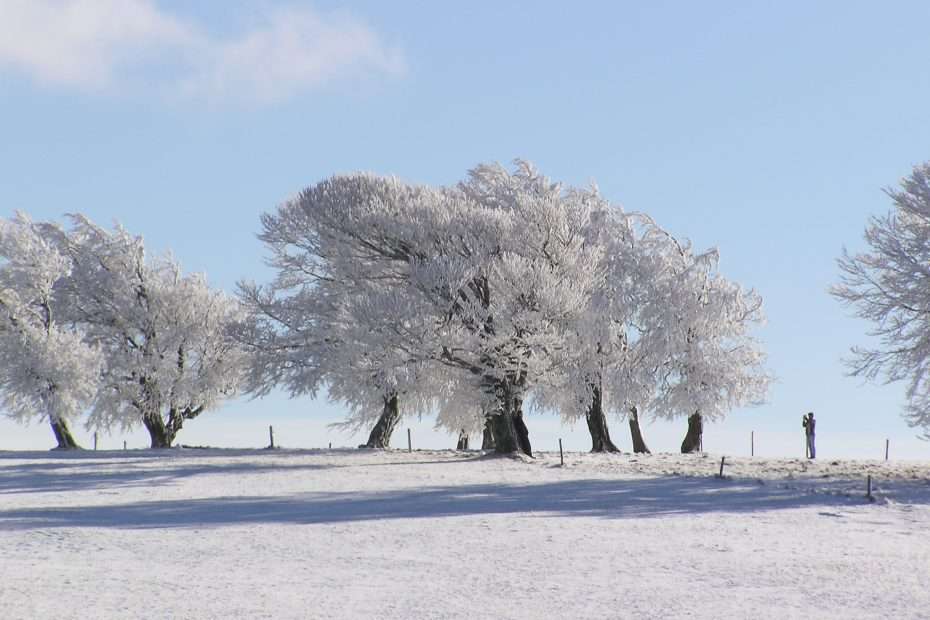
[1,448,928,619]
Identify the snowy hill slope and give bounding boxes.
[0,448,927,619]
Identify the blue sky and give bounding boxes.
[2,0,930,458]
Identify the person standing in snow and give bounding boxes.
[802,412,816,459]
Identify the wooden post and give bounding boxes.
[718,456,726,478]
[329,442,332,450]
[94,432,98,451]
[123,440,127,451]
[268,425,275,449]
[559,438,564,467]
[885,439,889,462]
[407,428,412,452]
[751,431,754,457]
[867,474,873,501]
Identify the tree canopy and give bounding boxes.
[834,162,930,433]
[240,161,769,454]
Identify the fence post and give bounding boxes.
[329,442,332,450]
[94,432,98,451]
[407,428,412,453]
[885,439,889,462]
[123,440,127,451]
[751,431,754,457]
[268,425,275,449]
[867,474,873,502]
[559,438,564,467]
[718,456,726,478]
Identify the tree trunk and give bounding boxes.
[513,409,532,457]
[488,382,532,457]
[680,411,703,454]
[361,394,400,449]
[137,376,175,448]
[585,385,620,453]
[456,430,470,450]
[628,406,651,454]
[489,410,521,454]
[512,396,532,456]
[142,412,173,449]
[50,417,81,450]
[490,407,533,456]
[481,417,496,450]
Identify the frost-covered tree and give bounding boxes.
[245,161,768,456]
[582,214,676,454]
[538,206,696,452]
[440,163,604,454]
[534,204,768,454]
[833,162,930,434]
[241,172,501,449]
[641,237,769,453]
[49,215,244,448]
[308,291,439,450]
[0,213,101,449]
[237,212,441,449]
[243,163,603,456]
[534,211,665,454]
[531,197,638,453]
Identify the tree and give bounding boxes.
[534,209,766,456]
[49,215,244,448]
[244,161,768,456]
[243,163,603,456]
[641,237,769,453]
[240,172,495,449]
[563,214,678,454]
[532,203,639,453]
[237,231,440,450]
[0,213,101,449]
[440,162,605,454]
[833,162,930,433]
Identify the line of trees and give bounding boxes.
[0,214,244,448]
[0,162,771,453]
[235,162,770,456]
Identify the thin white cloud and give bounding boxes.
[182,7,405,104]
[0,0,405,103]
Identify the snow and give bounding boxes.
[1,448,928,619]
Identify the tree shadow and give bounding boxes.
[0,475,903,532]
[0,451,338,495]
[0,448,486,496]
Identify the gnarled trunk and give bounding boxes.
[142,411,173,449]
[140,404,204,449]
[50,417,81,450]
[488,382,532,457]
[680,411,703,454]
[136,376,187,449]
[456,430,470,450]
[481,417,496,450]
[512,396,532,456]
[628,406,650,454]
[489,410,522,454]
[361,393,400,449]
[513,410,532,456]
[586,384,619,453]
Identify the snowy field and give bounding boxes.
[1,448,928,620]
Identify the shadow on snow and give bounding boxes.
[0,450,341,495]
[0,476,889,531]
